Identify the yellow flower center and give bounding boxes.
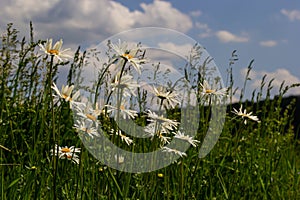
[66,155,72,159]
[241,113,248,117]
[205,89,215,94]
[158,132,163,138]
[120,105,125,110]
[61,147,71,153]
[80,127,87,132]
[86,114,96,121]
[62,94,72,101]
[48,49,59,55]
[122,54,133,60]
[79,127,93,135]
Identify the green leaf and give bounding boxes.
[7,177,22,189]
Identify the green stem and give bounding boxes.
[154,99,165,137]
[180,161,184,200]
[48,55,57,200]
[94,58,118,106]
[107,168,124,199]
[113,58,127,140]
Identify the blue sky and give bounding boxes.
[0,0,299,100]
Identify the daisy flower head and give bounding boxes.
[162,146,187,157]
[152,86,180,108]
[111,129,133,146]
[144,121,171,144]
[105,99,138,120]
[73,120,99,138]
[232,105,260,125]
[158,132,171,145]
[111,73,140,97]
[174,131,200,147]
[50,144,81,164]
[110,39,147,74]
[147,110,179,132]
[199,80,227,103]
[39,38,72,61]
[144,121,158,137]
[75,101,101,126]
[51,83,81,109]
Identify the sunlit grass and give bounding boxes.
[1,23,300,199]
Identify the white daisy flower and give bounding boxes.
[39,38,72,61]
[152,86,180,108]
[111,73,140,97]
[174,131,200,147]
[199,80,227,103]
[51,83,81,109]
[73,120,99,138]
[143,122,171,144]
[50,144,81,164]
[161,146,187,157]
[75,102,101,125]
[105,100,138,120]
[110,39,147,74]
[232,105,260,125]
[111,129,133,146]
[144,122,158,137]
[158,132,171,145]
[147,110,179,132]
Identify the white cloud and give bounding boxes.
[195,22,212,38]
[135,1,192,32]
[0,0,192,48]
[157,42,193,57]
[240,68,300,96]
[281,9,300,21]
[139,42,193,72]
[215,30,249,43]
[259,40,277,47]
[189,10,202,17]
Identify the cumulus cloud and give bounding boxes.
[240,68,300,96]
[259,40,277,47]
[215,30,249,43]
[139,42,193,71]
[281,9,300,21]
[0,0,193,48]
[195,22,212,38]
[157,42,193,57]
[135,1,192,32]
[189,10,202,17]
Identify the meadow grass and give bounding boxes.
[0,23,300,199]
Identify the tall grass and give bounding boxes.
[1,23,299,199]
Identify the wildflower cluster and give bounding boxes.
[42,38,230,164]
[1,24,298,200]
